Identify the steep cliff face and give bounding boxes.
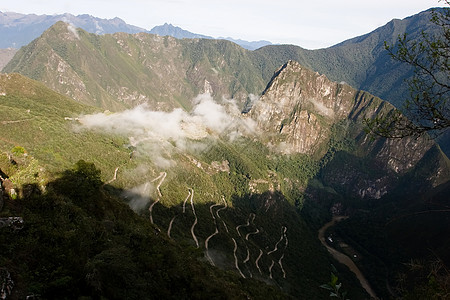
[249,60,448,199]
[249,60,356,154]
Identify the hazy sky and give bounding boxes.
[0,0,445,49]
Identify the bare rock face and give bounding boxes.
[249,60,356,155]
[249,60,447,199]
[249,60,435,173]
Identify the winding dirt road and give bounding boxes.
[236,213,255,237]
[245,226,259,241]
[167,215,176,239]
[1,118,33,125]
[255,249,263,275]
[268,260,275,279]
[267,226,287,255]
[278,253,286,278]
[182,190,191,213]
[232,237,246,278]
[266,226,288,279]
[205,203,222,265]
[216,196,229,233]
[189,189,199,248]
[104,166,120,185]
[318,216,378,299]
[148,172,167,224]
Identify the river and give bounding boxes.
[318,216,378,299]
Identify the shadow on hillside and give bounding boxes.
[1,162,301,300]
[299,147,450,299]
[2,160,371,299]
[4,153,447,299]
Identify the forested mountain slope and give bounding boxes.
[1,8,449,299]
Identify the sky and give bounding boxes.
[0,0,445,49]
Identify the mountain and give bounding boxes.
[0,11,147,49]
[0,74,292,298]
[4,8,441,109]
[3,21,267,111]
[2,9,441,110]
[4,8,449,156]
[247,60,450,298]
[1,65,449,299]
[149,23,273,50]
[1,9,450,299]
[220,37,273,51]
[253,8,444,108]
[249,60,448,196]
[0,12,272,52]
[149,22,211,40]
[1,8,444,106]
[0,73,372,299]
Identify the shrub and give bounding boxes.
[11,146,26,155]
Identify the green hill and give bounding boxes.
[1,159,292,299]
[0,68,371,299]
[1,63,449,298]
[3,21,266,112]
[1,12,449,298]
[0,73,130,179]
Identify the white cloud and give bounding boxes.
[191,93,233,133]
[61,16,80,39]
[123,182,153,212]
[78,93,258,168]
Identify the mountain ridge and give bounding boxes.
[0,11,273,51]
[3,9,442,112]
[4,11,448,157]
[149,23,273,50]
[1,56,449,299]
[0,11,146,48]
[0,71,371,299]
[1,9,450,299]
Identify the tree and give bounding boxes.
[320,265,350,300]
[365,2,449,138]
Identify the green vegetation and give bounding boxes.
[11,146,26,155]
[0,160,288,299]
[320,265,350,300]
[0,73,130,180]
[1,15,449,299]
[366,4,450,139]
[0,73,365,299]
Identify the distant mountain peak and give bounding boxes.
[0,10,273,50]
[149,23,211,40]
[149,23,273,50]
[0,11,147,48]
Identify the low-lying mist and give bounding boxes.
[79,93,258,163]
[77,93,259,211]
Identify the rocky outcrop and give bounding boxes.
[249,60,447,199]
[249,60,358,155]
